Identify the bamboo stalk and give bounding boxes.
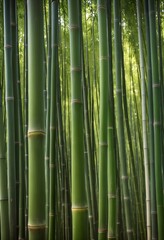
[97,1,108,239]
[68,0,88,239]
[48,1,58,239]
[136,0,151,238]
[0,88,9,240]
[113,0,134,239]
[27,0,46,239]
[148,0,164,238]
[3,0,17,238]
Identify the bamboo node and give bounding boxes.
[153,121,160,126]
[71,67,81,72]
[97,5,106,10]
[71,99,82,104]
[69,24,79,30]
[0,198,8,201]
[116,89,122,93]
[100,56,108,60]
[72,206,88,212]
[50,126,56,130]
[51,43,58,48]
[28,130,45,137]
[99,142,108,146]
[28,224,46,230]
[88,215,93,219]
[6,96,14,101]
[151,211,157,215]
[108,194,116,199]
[107,236,116,239]
[4,44,12,48]
[49,163,55,168]
[121,175,128,180]
[127,229,133,233]
[11,22,16,26]
[108,126,113,130]
[49,213,55,217]
[98,228,107,233]
[123,196,129,200]
[153,83,160,88]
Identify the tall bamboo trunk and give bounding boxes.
[68,0,88,239]
[48,1,58,239]
[27,0,45,239]
[97,0,109,239]
[148,0,164,238]
[107,1,117,239]
[113,0,134,239]
[144,0,157,238]
[3,0,17,239]
[136,0,151,238]
[0,88,9,240]
[24,1,29,238]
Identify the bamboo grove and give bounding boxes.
[1,0,164,239]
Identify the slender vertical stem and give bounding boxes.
[27,0,45,239]
[48,1,58,239]
[114,0,134,239]
[68,0,88,239]
[97,1,108,239]
[136,0,151,238]
[148,0,164,238]
[3,0,16,239]
[0,88,9,240]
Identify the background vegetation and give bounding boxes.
[0,0,164,239]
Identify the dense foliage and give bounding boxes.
[0,0,164,239]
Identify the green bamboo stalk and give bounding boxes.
[97,1,108,239]
[48,1,58,239]
[0,87,9,240]
[24,1,28,238]
[136,0,151,238]
[148,0,164,238]
[27,0,45,239]
[144,0,157,237]
[45,1,51,237]
[10,2,19,237]
[114,0,134,239]
[106,1,117,239]
[68,0,88,239]
[17,47,25,240]
[3,0,17,239]
[81,6,98,237]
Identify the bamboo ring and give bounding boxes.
[71,99,82,104]
[71,67,81,72]
[0,198,8,201]
[28,130,45,137]
[72,206,88,212]
[6,96,14,101]
[108,194,116,199]
[97,5,106,10]
[28,224,46,230]
[69,24,79,30]
[99,142,108,146]
[98,228,107,233]
[4,44,12,48]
